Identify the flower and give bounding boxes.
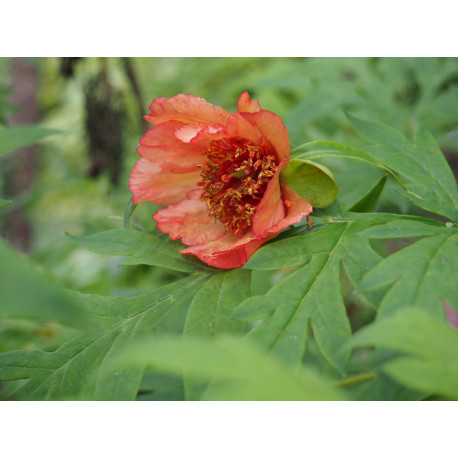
[129,92,313,269]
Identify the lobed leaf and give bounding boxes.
[237,218,388,374]
[0,275,209,400]
[358,226,458,317]
[344,308,458,399]
[183,269,251,399]
[348,115,458,222]
[291,140,410,196]
[106,335,345,401]
[67,229,213,273]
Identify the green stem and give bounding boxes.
[333,372,376,388]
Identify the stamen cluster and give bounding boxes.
[198,138,278,235]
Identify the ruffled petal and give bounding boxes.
[237,91,262,113]
[251,173,285,237]
[137,121,204,173]
[240,110,290,166]
[129,159,200,206]
[186,113,261,146]
[180,185,313,268]
[154,190,226,246]
[146,94,230,126]
[267,183,313,234]
[174,123,208,143]
[180,230,268,269]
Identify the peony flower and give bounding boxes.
[129,92,313,269]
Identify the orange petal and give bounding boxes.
[251,173,285,237]
[267,183,313,234]
[145,94,230,126]
[154,190,226,246]
[179,185,313,269]
[237,91,262,113]
[138,121,204,173]
[174,123,208,143]
[188,113,261,146]
[129,159,200,206]
[180,230,268,269]
[240,110,290,166]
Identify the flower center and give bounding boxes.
[198,138,278,236]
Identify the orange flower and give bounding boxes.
[129,92,313,269]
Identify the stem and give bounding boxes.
[333,372,376,388]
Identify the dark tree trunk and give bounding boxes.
[3,57,40,252]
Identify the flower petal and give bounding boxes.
[237,91,262,113]
[154,190,226,246]
[180,185,313,268]
[251,173,285,237]
[187,113,261,146]
[267,183,313,234]
[129,158,200,206]
[174,123,209,143]
[146,94,230,126]
[137,121,204,173]
[180,230,268,269]
[240,110,290,165]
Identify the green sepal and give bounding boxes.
[280,159,339,208]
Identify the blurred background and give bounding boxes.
[1,57,458,355]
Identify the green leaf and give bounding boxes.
[106,335,344,401]
[348,115,458,222]
[0,275,208,400]
[348,175,387,212]
[123,195,136,229]
[184,270,250,338]
[0,239,82,326]
[0,198,12,210]
[359,226,458,317]
[0,125,60,158]
[237,217,391,373]
[344,308,458,399]
[280,159,339,207]
[344,372,427,401]
[357,219,446,239]
[67,229,213,273]
[291,140,413,197]
[183,269,250,399]
[346,113,412,150]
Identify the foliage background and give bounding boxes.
[1,57,457,401]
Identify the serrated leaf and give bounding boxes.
[348,115,458,222]
[0,125,60,158]
[0,275,208,400]
[183,269,251,399]
[237,217,392,373]
[280,159,339,207]
[359,226,458,317]
[67,229,212,273]
[238,212,439,373]
[344,308,458,399]
[107,335,344,401]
